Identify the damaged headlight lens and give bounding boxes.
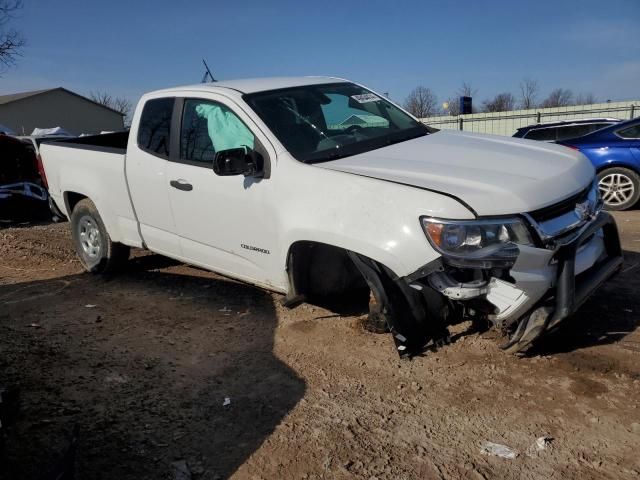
[421,217,533,268]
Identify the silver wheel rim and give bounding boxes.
[598,173,635,207]
[78,216,101,258]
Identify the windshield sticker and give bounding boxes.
[351,93,380,104]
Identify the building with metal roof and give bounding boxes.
[0,87,125,135]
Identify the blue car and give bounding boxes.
[513,118,621,142]
[559,117,640,211]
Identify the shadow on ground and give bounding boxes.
[0,198,52,228]
[0,255,305,479]
[527,250,640,358]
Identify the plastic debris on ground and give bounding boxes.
[170,460,192,480]
[223,397,231,407]
[85,304,97,308]
[527,436,553,456]
[480,441,519,459]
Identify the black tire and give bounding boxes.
[597,167,640,211]
[70,198,130,273]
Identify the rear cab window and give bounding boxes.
[137,98,174,158]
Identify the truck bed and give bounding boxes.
[51,131,130,154]
[39,131,143,248]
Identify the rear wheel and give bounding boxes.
[70,198,130,273]
[597,167,640,211]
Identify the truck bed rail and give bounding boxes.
[53,131,129,154]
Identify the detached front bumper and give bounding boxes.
[500,211,622,352]
[353,206,622,358]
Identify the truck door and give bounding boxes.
[125,97,181,257]
[165,96,281,289]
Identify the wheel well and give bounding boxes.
[596,164,640,175]
[64,192,88,215]
[285,242,451,354]
[286,241,369,304]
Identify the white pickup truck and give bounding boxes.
[40,77,623,355]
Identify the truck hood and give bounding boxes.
[315,130,595,216]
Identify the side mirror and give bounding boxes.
[213,147,264,177]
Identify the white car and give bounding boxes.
[39,77,623,355]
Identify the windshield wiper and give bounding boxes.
[326,151,355,160]
[306,129,428,164]
[308,150,355,164]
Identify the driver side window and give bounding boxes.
[180,99,255,165]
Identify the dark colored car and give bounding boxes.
[0,134,49,222]
[558,117,640,211]
[513,118,621,142]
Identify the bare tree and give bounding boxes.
[519,78,539,109]
[540,88,573,108]
[112,97,133,119]
[443,97,460,116]
[90,90,133,124]
[443,82,478,115]
[457,82,477,99]
[404,86,438,118]
[0,0,25,73]
[482,92,516,112]
[575,92,598,106]
[89,91,112,107]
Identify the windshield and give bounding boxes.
[244,82,429,163]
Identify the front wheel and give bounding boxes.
[597,167,640,211]
[70,198,130,273]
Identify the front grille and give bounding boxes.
[528,186,589,223]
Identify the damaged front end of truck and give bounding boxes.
[351,182,623,357]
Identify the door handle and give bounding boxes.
[170,179,193,191]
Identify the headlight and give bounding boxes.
[420,217,533,268]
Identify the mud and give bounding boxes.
[1,211,639,479]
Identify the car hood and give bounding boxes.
[315,130,594,216]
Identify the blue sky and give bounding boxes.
[2,0,639,107]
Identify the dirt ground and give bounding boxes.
[1,211,639,480]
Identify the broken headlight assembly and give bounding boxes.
[420,217,533,268]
